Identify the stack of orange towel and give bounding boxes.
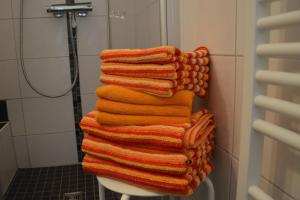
[80,46,216,196]
[99,46,210,97]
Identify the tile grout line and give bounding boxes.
[59,166,64,200]
[41,167,49,198]
[10,0,33,168]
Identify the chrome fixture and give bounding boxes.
[47,2,92,18]
[19,1,92,98]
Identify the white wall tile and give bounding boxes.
[0,20,16,60]
[110,0,135,16]
[211,147,231,200]
[13,135,30,168]
[206,56,235,153]
[7,99,26,136]
[81,93,97,115]
[0,0,12,19]
[134,0,157,15]
[13,0,106,18]
[17,57,71,98]
[77,16,108,56]
[12,0,65,18]
[0,123,17,194]
[233,57,243,159]
[22,95,75,134]
[134,0,161,48]
[27,132,78,167]
[179,0,236,55]
[78,55,101,94]
[13,18,68,59]
[230,158,238,200]
[111,15,136,49]
[76,0,107,16]
[236,0,245,56]
[0,60,21,99]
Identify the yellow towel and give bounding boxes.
[96,111,190,126]
[96,99,191,117]
[96,85,194,107]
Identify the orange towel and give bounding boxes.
[100,46,208,64]
[101,63,210,80]
[100,74,208,97]
[82,154,213,195]
[96,85,194,107]
[96,111,190,126]
[80,111,186,149]
[95,99,191,117]
[82,134,190,174]
[80,110,215,149]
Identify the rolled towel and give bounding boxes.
[96,85,194,107]
[96,111,190,126]
[95,99,191,117]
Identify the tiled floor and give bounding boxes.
[3,164,98,200]
[3,165,167,200]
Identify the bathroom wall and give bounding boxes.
[177,1,242,199]
[177,0,299,200]
[0,0,108,168]
[109,0,161,49]
[0,0,161,168]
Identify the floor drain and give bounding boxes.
[63,192,83,200]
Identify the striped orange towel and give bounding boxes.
[101,63,210,80]
[96,85,194,107]
[100,46,209,64]
[95,99,191,117]
[100,74,208,97]
[80,110,215,150]
[80,111,186,149]
[82,134,191,175]
[82,154,213,195]
[82,133,214,174]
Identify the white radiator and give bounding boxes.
[236,0,300,199]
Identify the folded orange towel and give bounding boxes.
[82,154,213,195]
[80,111,186,149]
[100,74,208,97]
[101,63,210,80]
[80,110,215,149]
[82,134,190,174]
[96,111,190,126]
[96,99,191,117]
[96,85,194,107]
[100,46,208,64]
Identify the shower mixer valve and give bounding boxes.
[47,2,92,18]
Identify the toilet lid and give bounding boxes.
[97,176,165,197]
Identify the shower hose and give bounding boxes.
[20,0,79,98]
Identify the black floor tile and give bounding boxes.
[3,164,162,200]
